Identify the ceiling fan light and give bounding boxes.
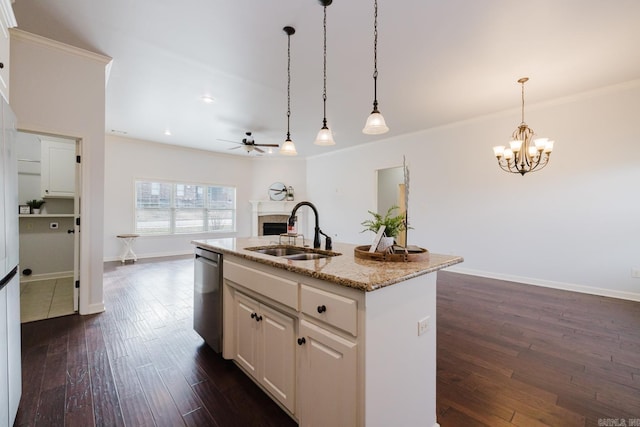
[363,111,389,134]
[280,138,297,156]
[314,126,335,146]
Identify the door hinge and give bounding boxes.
[76,217,80,226]
[75,280,80,289]
[76,155,81,163]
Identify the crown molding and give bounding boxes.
[10,28,112,64]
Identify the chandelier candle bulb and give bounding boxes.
[534,138,548,150]
[504,149,514,160]
[510,140,522,152]
[544,140,555,153]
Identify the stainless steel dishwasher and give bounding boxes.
[194,246,222,352]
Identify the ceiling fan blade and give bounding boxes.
[229,146,243,150]
[254,147,265,153]
[217,138,242,144]
[255,143,280,148]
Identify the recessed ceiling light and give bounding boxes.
[200,95,215,104]
[164,129,172,136]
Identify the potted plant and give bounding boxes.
[361,205,409,251]
[26,199,46,214]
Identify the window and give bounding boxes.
[135,181,236,235]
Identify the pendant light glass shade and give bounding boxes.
[280,138,297,155]
[363,0,389,135]
[314,1,336,146]
[313,126,335,146]
[280,26,298,156]
[363,112,389,134]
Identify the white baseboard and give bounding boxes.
[448,266,640,302]
[20,270,73,283]
[103,249,193,263]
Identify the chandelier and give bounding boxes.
[493,77,554,175]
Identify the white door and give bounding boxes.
[73,140,81,311]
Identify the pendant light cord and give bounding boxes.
[322,5,328,127]
[287,30,292,140]
[372,0,379,111]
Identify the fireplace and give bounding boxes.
[250,200,306,237]
[263,222,287,236]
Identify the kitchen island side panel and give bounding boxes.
[364,273,439,427]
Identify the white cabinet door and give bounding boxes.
[298,319,357,427]
[234,293,259,378]
[259,304,295,413]
[234,291,296,413]
[41,139,75,198]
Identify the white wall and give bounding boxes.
[10,29,111,314]
[307,80,640,301]
[103,135,307,261]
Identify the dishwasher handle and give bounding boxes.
[195,255,219,268]
[195,247,221,264]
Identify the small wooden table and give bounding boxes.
[116,234,140,263]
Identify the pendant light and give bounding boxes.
[313,0,336,146]
[280,26,298,156]
[362,0,389,134]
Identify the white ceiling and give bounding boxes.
[12,0,640,157]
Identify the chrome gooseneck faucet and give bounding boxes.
[288,201,332,250]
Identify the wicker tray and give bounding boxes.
[354,245,429,262]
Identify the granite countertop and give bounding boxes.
[192,237,463,292]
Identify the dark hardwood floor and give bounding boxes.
[17,256,296,427]
[15,257,640,426]
[437,272,640,427]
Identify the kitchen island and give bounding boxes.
[192,237,463,427]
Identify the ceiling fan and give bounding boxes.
[217,132,279,154]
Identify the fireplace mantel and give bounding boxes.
[249,200,306,237]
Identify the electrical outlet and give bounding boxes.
[632,268,640,278]
[418,316,430,336]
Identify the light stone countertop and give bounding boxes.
[192,237,463,292]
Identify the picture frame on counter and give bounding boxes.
[19,205,30,214]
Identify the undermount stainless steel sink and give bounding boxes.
[251,247,308,257]
[245,245,340,261]
[282,253,328,260]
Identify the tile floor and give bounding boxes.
[19,277,75,323]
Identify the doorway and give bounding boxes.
[16,131,80,322]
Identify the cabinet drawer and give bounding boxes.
[224,261,298,310]
[301,284,357,336]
